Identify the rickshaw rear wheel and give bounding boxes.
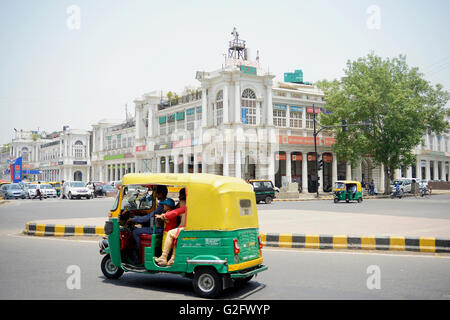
[101,254,124,279]
[192,267,222,299]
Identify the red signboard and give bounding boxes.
[136,145,146,152]
[306,107,320,114]
[172,139,192,149]
[292,154,303,161]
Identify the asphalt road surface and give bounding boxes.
[0,197,449,300]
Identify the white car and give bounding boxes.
[39,184,57,198]
[25,184,40,199]
[391,178,412,193]
[62,181,93,200]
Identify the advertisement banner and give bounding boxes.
[8,157,22,183]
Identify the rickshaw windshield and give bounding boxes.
[120,184,153,211]
[335,182,345,189]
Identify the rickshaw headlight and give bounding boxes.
[233,239,240,255]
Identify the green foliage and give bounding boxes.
[318,53,449,190]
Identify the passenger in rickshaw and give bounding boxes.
[126,185,173,263]
[155,188,187,266]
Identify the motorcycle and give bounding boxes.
[390,188,403,199]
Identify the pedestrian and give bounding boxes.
[34,181,42,200]
[369,179,375,196]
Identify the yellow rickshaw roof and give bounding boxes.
[335,180,361,185]
[120,173,259,231]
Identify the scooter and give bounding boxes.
[390,188,403,199]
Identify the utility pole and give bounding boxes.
[313,104,320,198]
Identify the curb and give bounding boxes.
[23,222,106,237]
[260,233,450,253]
[22,222,450,253]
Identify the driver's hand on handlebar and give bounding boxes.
[127,218,135,224]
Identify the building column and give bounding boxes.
[434,160,439,180]
[193,154,198,173]
[286,151,292,184]
[235,148,242,179]
[165,157,170,173]
[183,154,188,173]
[320,154,325,192]
[379,163,385,193]
[332,153,338,186]
[223,143,229,176]
[157,156,161,173]
[302,152,308,193]
[201,87,208,127]
[223,85,229,124]
[407,165,412,179]
[346,162,352,181]
[426,160,431,180]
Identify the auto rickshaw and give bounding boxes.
[99,173,267,298]
[49,182,62,197]
[246,179,276,204]
[333,180,363,203]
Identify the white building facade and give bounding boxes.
[90,118,137,182]
[132,31,450,193]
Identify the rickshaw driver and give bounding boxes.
[126,185,173,263]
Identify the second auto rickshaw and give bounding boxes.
[99,173,267,298]
[333,181,363,203]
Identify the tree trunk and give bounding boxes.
[384,165,392,195]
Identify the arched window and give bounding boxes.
[73,140,84,159]
[20,147,29,162]
[241,89,257,125]
[215,90,224,125]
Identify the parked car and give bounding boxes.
[39,184,58,198]
[246,179,276,204]
[390,178,412,193]
[62,181,93,200]
[0,183,26,199]
[99,184,119,197]
[24,184,44,199]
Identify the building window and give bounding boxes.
[241,89,257,125]
[215,90,223,125]
[73,140,84,158]
[290,110,303,128]
[273,110,287,127]
[186,108,195,131]
[306,113,315,129]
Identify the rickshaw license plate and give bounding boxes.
[239,199,252,216]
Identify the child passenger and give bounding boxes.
[154,188,186,266]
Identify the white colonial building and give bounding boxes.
[5,127,91,182]
[131,30,450,194]
[90,118,137,182]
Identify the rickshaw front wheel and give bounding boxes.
[101,254,124,279]
[192,267,222,299]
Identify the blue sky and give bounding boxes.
[1,0,449,145]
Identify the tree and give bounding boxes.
[318,53,450,194]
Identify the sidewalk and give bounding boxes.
[273,189,450,201]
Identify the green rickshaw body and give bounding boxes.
[333,181,363,203]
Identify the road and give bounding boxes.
[0,197,449,299]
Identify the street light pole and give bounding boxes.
[313,104,320,198]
